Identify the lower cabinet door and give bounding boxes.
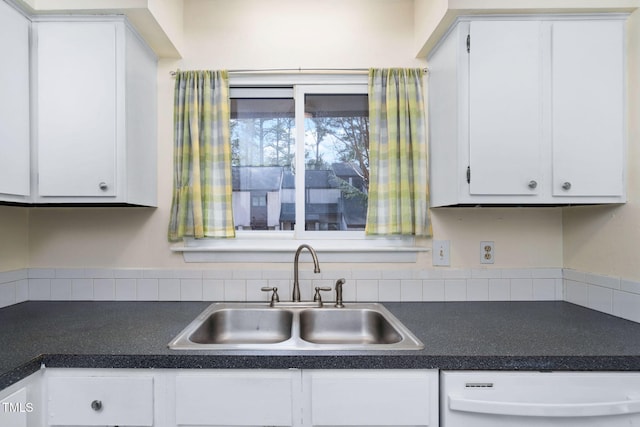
[305,370,438,426]
[0,387,28,427]
[175,371,295,426]
[47,376,154,426]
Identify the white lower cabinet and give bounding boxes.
[304,370,439,426]
[175,371,296,426]
[45,369,154,426]
[42,368,438,427]
[0,369,43,427]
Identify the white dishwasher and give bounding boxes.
[441,371,640,426]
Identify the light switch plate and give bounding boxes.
[433,240,450,266]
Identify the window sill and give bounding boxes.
[171,239,428,263]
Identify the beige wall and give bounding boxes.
[17,0,636,276]
[0,206,29,271]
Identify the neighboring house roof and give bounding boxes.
[232,166,282,191]
[281,169,340,189]
[282,170,295,189]
[306,170,339,189]
[331,162,363,178]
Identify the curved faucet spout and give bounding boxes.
[293,244,321,302]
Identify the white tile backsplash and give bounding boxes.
[422,279,445,301]
[565,279,588,306]
[400,279,423,302]
[224,279,246,301]
[0,267,638,324]
[181,279,204,301]
[50,278,72,300]
[28,279,51,300]
[115,278,137,300]
[137,278,159,300]
[355,279,378,301]
[613,290,640,323]
[510,278,533,301]
[532,278,557,301]
[587,284,613,314]
[466,278,489,301]
[202,279,225,301]
[94,279,116,300]
[488,278,510,301]
[561,269,640,323]
[444,279,467,301]
[159,278,181,301]
[378,279,401,301]
[71,279,94,300]
[0,282,15,308]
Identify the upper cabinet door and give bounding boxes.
[0,1,30,199]
[36,22,118,197]
[551,20,625,197]
[468,20,543,196]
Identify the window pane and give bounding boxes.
[231,97,295,231]
[304,94,369,231]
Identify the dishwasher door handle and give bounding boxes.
[449,395,640,418]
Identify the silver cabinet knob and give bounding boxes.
[91,400,102,411]
[562,182,572,190]
[99,182,108,191]
[528,180,538,189]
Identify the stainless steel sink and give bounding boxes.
[188,308,293,344]
[299,308,402,345]
[168,302,424,351]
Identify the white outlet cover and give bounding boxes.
[433,240,450,266]
[480,241,495,264]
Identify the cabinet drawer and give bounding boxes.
[308,370,437,426]
[176,371,294,426]
[48,376,153,426]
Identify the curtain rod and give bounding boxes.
[169,67,428,76]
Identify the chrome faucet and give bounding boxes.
[334,278,346,308]
[292,244,321,302]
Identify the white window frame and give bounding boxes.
[172,74,427,263]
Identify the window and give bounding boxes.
[177,76,422,263]
[230,84,369,238]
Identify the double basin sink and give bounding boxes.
[168,302,424,351]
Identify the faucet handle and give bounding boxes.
[261,287,280,306]
[313,286,332,305]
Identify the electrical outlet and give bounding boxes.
[433,240,450,266]
[480,241,495,264]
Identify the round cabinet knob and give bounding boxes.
[99,182,109,191]
[562,182,572,191]
[91,400,103,411]
[528,180,538,189]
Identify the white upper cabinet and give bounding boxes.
[0,0,30,202]
[33,18,157,206]
[469,21,543,197]
[428,16,627,206]
[36,22,118,198]
[551,20,625,198]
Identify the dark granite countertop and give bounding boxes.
[2,300,640,390]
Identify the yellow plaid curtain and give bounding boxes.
[168,70,235,241]
[365,68,431,236]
